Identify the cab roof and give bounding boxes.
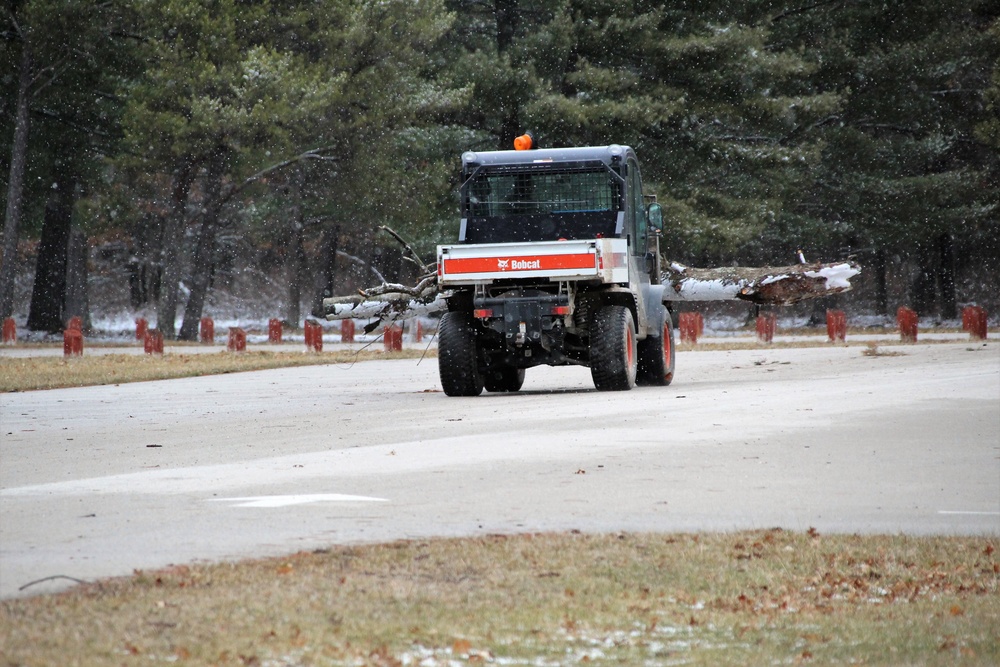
[462,145,636,170]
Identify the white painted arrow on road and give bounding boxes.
[208,494,389,508]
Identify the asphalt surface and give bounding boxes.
[2,341,998,598]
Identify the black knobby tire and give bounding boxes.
[438,311,484,396]
[590,305,637,391]
[484,365,525,393]
[637,304,676,386]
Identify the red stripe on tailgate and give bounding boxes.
[443,253,596,275]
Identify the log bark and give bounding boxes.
[661,260,861,305]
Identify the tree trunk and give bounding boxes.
[129,212,161,309]
[157,163,194,338]
[177,158,225,341]
[26,170,75,332]
[494,0,522,149]
[873,248,888,316]
[0,44,33,319]
[284,170,306,326]
[910,243,937,316]
[286,218,306,326]
[64,227,91,331]
[937,233,957,320]
[310,224,340,319]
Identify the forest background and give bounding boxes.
[2,0,998,338]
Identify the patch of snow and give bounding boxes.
[804,263,859,290]
[674,278,744,301]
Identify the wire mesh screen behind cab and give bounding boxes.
[468,169,615,216]
[463,167,620,243]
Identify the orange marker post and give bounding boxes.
[384,325,403,352]
[897,307,918,343]
[304,321,323,352]
[200,317,215,344]
[679,312,700,344]
[63,328,83,357]
[227,327,247,353]
[826,310,847,342]
[963,305,987,341]
[756,313,777,343]
[340,319,355,344]
[144,329,164,355]
[2,318,15,344]
[268,318,283,344]
[135,318,148,341]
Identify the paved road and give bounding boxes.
[2,342,998,598]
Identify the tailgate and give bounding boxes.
[437,239,628,285]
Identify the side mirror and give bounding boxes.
[647,202,663,231]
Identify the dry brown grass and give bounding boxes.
[1,530,997,666]
[862,342,908,357]
[0,348,434,393]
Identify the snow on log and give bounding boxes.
[662,261,861,305]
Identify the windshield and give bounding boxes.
[462,167,621,243]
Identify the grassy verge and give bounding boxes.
[1,530,996,666]
[0,349,434,393]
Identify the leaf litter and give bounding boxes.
[1,530,997,666]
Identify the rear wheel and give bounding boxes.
[484,365,525,393]
[438,311,484,396]
[590,305,637,391]
[637,305,675,386]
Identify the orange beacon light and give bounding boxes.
[513,132,534,150]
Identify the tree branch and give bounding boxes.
[378,225,432,273]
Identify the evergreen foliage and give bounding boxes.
[2,0,997,326]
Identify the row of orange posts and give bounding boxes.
[1,317,416,356]
[674,305,992,345]
[206,317,413,353]
[6,307,988,355]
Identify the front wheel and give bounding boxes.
[637,305,675,386]
[484,365,525,393]
[590,305,637,391]
[438,311,484,396]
